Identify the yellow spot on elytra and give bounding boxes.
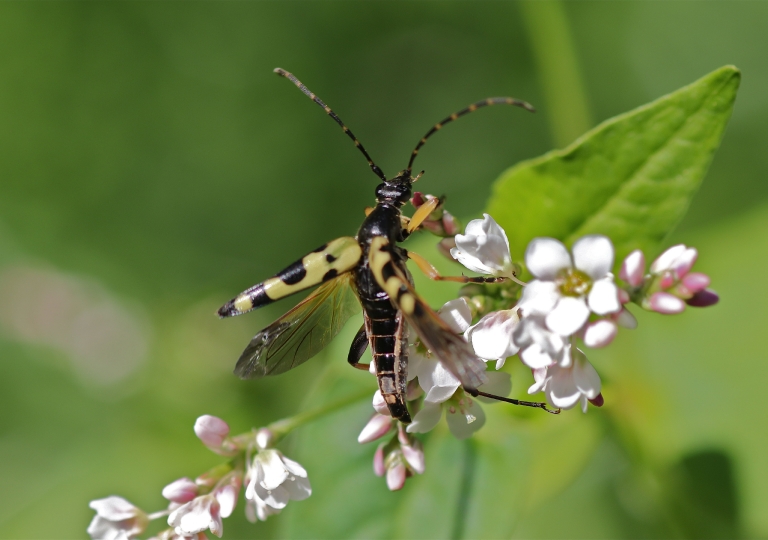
[234,296,253,313]
[400,294,415,314]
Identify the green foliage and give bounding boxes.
[488,66,740,270]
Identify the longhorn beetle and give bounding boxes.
[218,68,558,423]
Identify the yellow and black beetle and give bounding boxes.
[218,69,553,423]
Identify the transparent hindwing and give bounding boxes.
[234,273,361,379]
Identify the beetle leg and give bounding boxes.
[348,323,370,371]
[406,250,507,284]
[406,196,440,233]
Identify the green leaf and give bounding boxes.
[487,65,740,268]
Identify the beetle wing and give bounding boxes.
[367,236,488,392]
[234,273,361,379]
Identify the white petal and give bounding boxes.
[525,238,571,280]
[545,366,581,409]
[256,484,289,510]
[438,298,472,333]
[572,349,601,398]
[518,280,559,316]
[528,367,548,394]
[650,244,686,273]
[616,308,638,329]
[256,450,289,491]
[419,359,461,403]
[582,320,617,348]
[406,402,442,434]
[520,344,556,369]
[588,278,621,315]
[450,249,495,275]
[215,485,237,519]
[467,309,519,361]
[89,496,139,521]
[446,400,486,439]
[572,235,614,279]
[280,455,308,478]
[476,371,512,403]
[402,444,425,474]
[546,297,590,336]
[452,214,512,275]
[424,383,460,403]
[283,476,312,501]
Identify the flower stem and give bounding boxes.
[267,387,372,443]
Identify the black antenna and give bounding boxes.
[274,68,387,182]
[406,97,535,173]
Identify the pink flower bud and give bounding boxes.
[386,461,407,491]
[659,272,675,289]
[162,477,199,503]
[442,211,460,236]
[373,444,386,477]
[681,272,710,294]
[589,393,604,407]
[411,192,426,208]
[401,444,425,475]
[618,288,630,304]
[437,237,457,261]
[615,308,638,329]
[194,415,230,448]
[255,428,274,450]
[649,292,686,314]
[358,414,394,444]
[620,250,645,287]
[650,244,686,273]
[686,289,719,307]
[672,247,698,277]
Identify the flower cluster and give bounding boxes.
[87,416,311,539]
[444,214,717,413]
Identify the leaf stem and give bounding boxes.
[519,0,593,148]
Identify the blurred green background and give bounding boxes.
[0,2,766,538]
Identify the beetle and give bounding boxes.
[218,68,556,423]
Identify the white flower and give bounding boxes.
[521,235,621,336]
[244,495,281,523]
[512,314,568,369]
[167,472,239,538]
[87,496,148,540]
[245,449,311,510]
[167,495,223,538]
[406,371,511,439]
[465,309,520,369]
[373,431,425,491]
[450,214,515,277]
[528,348,602,412]
[409,298,473,403]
